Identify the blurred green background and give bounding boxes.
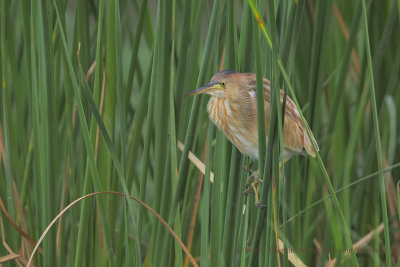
[1,0,400,266]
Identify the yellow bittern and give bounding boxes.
[186,70,319,205]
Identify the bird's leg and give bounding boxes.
[242,161,261,176]
[244,169,263,193]
[243,170,267,208]
[242,163,254,174]
[252,181,267,208]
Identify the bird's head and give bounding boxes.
[186,70,239,98]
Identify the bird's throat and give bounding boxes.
[207,97,259,159]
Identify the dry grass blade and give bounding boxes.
[0,217,20,264]
[177,141,215,183]
[56,157,69,254]
[26,191,198,267]
[354,224,384,250]
[85,60,97,81]
[0,253,20,264]
[383,159,400,259]
[333,4,360,75]
[12,179,31,259]
[313,238,323,265]
[0,197,43,254]
[184,138,207,267]
[327,223,384,266]
[277,239,307,267]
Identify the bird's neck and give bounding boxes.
[207,97,229,129]
[206,95,260,159]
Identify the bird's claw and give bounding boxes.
[243,173,266,208]
[243,186,253,195]
[253,174,263,184]
[255,202,267,208]
[244,172,263,192]
[252,181,266,208]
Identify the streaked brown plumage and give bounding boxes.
[187,70,319,161]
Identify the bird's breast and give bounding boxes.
[207,97,259,159]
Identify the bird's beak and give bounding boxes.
[185,82,222,96]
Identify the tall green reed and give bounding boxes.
[1,1,399,266]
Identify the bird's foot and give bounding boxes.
[244,170,262,192]
[253,181,267,208]
[243,172,266,208]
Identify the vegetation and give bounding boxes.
[1,0,400,266]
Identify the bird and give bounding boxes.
[186,70,319,205]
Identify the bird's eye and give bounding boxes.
[221,82,226,86]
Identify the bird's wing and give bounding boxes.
[261,78,319,157]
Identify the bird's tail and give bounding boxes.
[303,120,319,158]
